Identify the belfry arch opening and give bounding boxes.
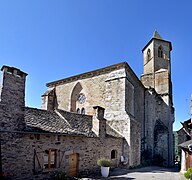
[158,46,163,58]
[147,49,151,61]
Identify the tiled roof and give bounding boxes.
[24,107,122,138]
[24,107,96,137]
[153,30,162,39]
[178,139,192,149]
[106,124,123,138]
[142,31,172,52]
[56,109,93,135]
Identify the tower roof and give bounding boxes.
[142,31,172,52]
[153,30,162,39]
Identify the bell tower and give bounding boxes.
[141,31,172,105]
[141,31,174,166]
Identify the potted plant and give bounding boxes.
[184,168,192,180]
[97,158,111,177]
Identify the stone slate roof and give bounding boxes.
[178,139,192,149]
[153,30,162,39]
[142,31,172,52]
[106,124,123,138]
[56,109,93,135]
[24,107,96,137]
[24,107,123,138]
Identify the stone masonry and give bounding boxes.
[0,31,174,179]
[0,66,125,179]
[43,31,174,167]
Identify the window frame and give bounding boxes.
[43,149,57,169]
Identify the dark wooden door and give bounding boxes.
[69,153,78,177]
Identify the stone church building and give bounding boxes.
[0,31,174,179]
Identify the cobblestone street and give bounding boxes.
[82,166,184,180]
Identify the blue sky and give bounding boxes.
[0,0,192,131]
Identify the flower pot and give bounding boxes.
[101,166,110,177]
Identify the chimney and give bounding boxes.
[92,106,106,138]
[0,65,28,130]
[41,87,56,111]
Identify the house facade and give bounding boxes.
[178,119,192,171]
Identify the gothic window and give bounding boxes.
[71,82,83,112]
[147,49,151,61]
[81,108,85,114]
[77,108,80,114]
[43,149,57,169]
[158,46,163,58]
[111,150,117,159]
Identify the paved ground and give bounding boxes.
[81,166,185,180]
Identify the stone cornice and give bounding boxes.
[46,62,144,88]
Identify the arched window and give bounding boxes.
[81,108,85,114]
[77,108,80,114]
[111,150,117,159]
[158,46,163,58]
[147,49,151,61]
[70,82,83,112]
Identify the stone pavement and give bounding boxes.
[81,166,186,180]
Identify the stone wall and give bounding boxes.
[143,87,174,166]
[47,68,127,116]
[1,132,123,180]
[130,118,141,166]
[44,65,144,167]
[44,63,146,167]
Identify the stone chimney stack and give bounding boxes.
[92,106,106,138]
[41,87,55,111]
[0,65,28,131]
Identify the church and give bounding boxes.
[0,31,174,179]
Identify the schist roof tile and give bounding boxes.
[24,107,122,138]
[24,107,96,137]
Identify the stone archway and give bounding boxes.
[153,119,168,165]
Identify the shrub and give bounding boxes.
[184,168,192,179]
[52,171,67,180]
[184,171,190,179]
[97,158,111,167]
